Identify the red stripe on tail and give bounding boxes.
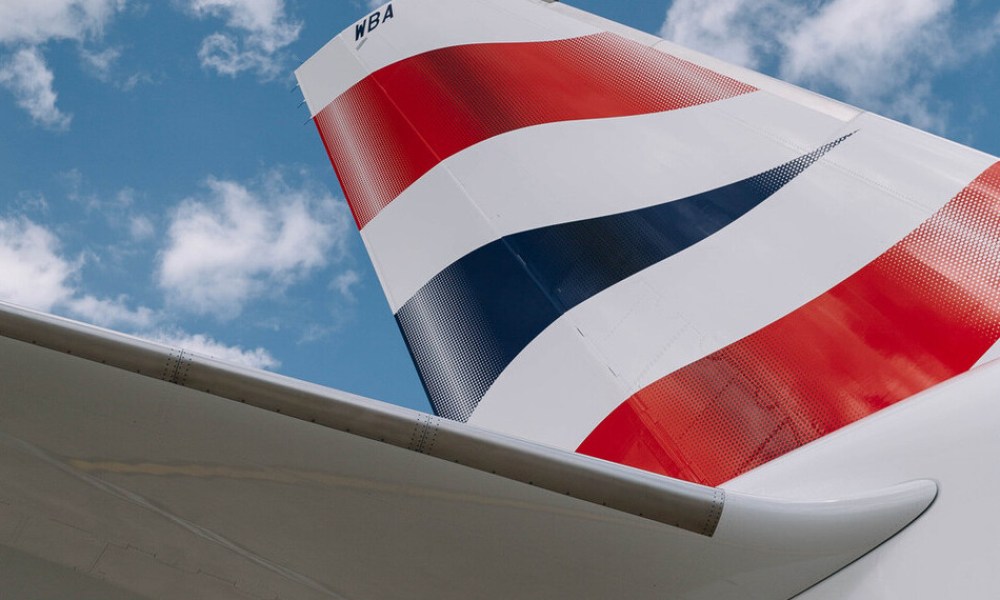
[579,162,1000,486]
[314,32,756,229]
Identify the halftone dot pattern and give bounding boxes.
[507,134,851,311]
[395,267,506,422]
[314,31,757,229]
[579,162,1000,487]
[396,139,849,421]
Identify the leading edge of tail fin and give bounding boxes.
[296,0,1000,486]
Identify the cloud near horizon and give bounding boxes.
[0,213,153,331]
[142,328,279,370]
[0,212,279,371]
[661,0,1000,132]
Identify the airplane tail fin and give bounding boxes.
[296,0,1000,487]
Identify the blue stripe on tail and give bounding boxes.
[397,134,853,421]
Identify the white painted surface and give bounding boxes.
[293,1,1000,597]
[364,91,993,315]
[366,91,848,310]
[0,333,939,599]
[725,360,1000,598]
[295,0,596,116]
[974,340,1000,367]
[471,114,995,448]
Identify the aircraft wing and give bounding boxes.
[0,298,945,599]
[4,0,1000,598]
[0,301,937,599]
[294,0,1000,596]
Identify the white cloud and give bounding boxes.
[661,0,1000,131]
[129,215,155,241]
[0,216,155,329]
[185,0,301,78]
[142,329,279,370]
[118,71,153,91]
[80,46,121,80]
[0,48,72,130]
[0,0,126,46]
[0,217,76,311]
[780,0,952,100]
[880,81,947,134]
[158,173,349,318]
[0,214,280,370]
[67,294,157,329]
[80,45,152,90]
[13,192,50,215]
[0,0,128,128]
[331,269,361,301]
[661,0,802,69]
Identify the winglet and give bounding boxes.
[721,479,938,554]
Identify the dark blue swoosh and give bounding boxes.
[396,134,853,421]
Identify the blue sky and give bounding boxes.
[1,0,999,414]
